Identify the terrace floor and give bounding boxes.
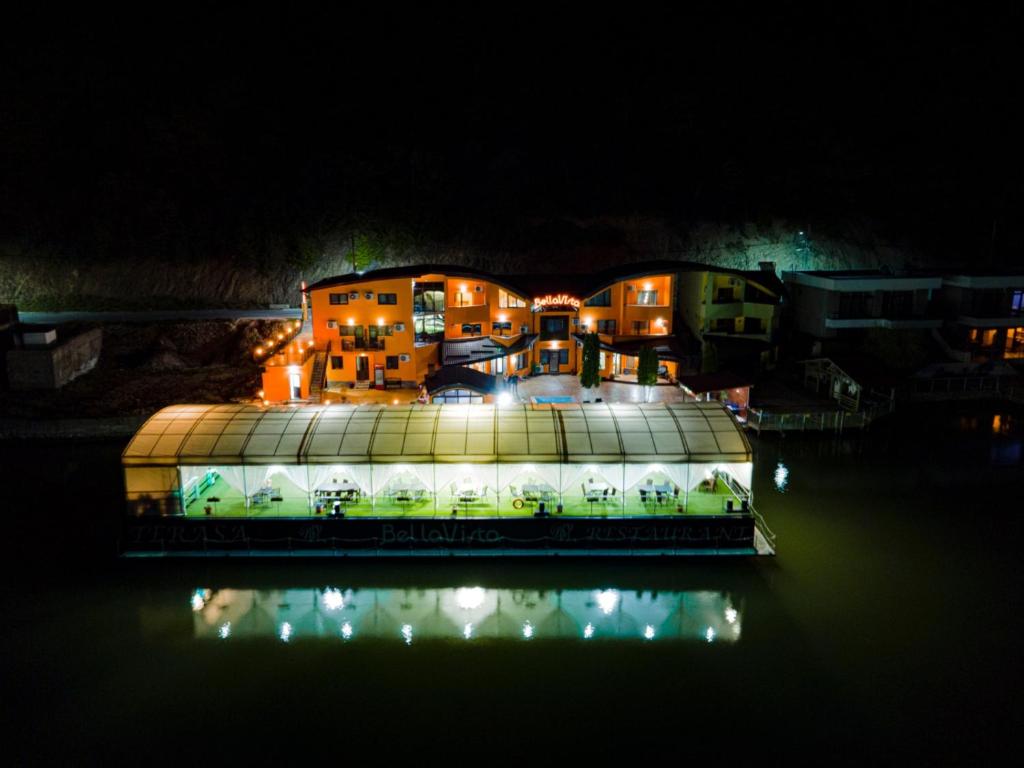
[183,476,742,519]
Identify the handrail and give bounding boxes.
[751,507,777,549]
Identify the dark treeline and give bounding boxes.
[2,7,1022,268]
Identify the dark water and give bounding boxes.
[3,405,1022,762]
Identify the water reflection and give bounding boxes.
[190,586,743,643]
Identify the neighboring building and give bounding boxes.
[5,324,103,390]
[676,266,784,373]
[782,270,942,344]
[935,272,1024,361]
[266,261,722,402]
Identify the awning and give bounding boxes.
[424,365,503,397]
[441,334,538,366]
[573,333,698,363]
[677,372,753,395]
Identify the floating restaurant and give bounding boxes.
[121,401,773,556]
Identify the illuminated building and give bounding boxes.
[261,261,783,402]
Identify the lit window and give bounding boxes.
[499,290,527,308]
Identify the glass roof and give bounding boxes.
[122,402,752,466]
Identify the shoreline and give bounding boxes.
[0,415,148,440]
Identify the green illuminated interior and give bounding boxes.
[182,474,742,519]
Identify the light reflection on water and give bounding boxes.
[189,586,743,644]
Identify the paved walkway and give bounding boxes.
[321,385,421,405]
[314,376,688,406]
[516,375,687,404]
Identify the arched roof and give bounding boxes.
[122,402,751,466]
[304,260,783,304]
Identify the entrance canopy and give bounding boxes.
[123,402,751,467]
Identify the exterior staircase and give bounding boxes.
[930,327,971,363]
[308,351,328,403]
[353,380,371,390]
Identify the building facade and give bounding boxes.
[782,270,943,339]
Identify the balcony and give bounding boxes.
[704,301,773,321]
[955,315,1022,328]
[824,313,940,330]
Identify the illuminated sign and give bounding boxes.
[532,293,581,312]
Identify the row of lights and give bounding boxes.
[248,621,726,643]
[253,319,307,404]
[253,320,303,361]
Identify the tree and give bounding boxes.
[637,347,659,402]
[579,333,602,397]
[348,232,382,273]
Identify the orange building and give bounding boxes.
[261,261,774,402]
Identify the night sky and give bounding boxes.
[2,6,1022,265]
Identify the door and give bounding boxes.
[356,356,370,381]
[540,350,559,374]
[289,373,301,399]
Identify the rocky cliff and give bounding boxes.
[0,218,928,309]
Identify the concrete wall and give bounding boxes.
[6,327,102,389]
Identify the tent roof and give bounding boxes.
[122,402,752,466]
